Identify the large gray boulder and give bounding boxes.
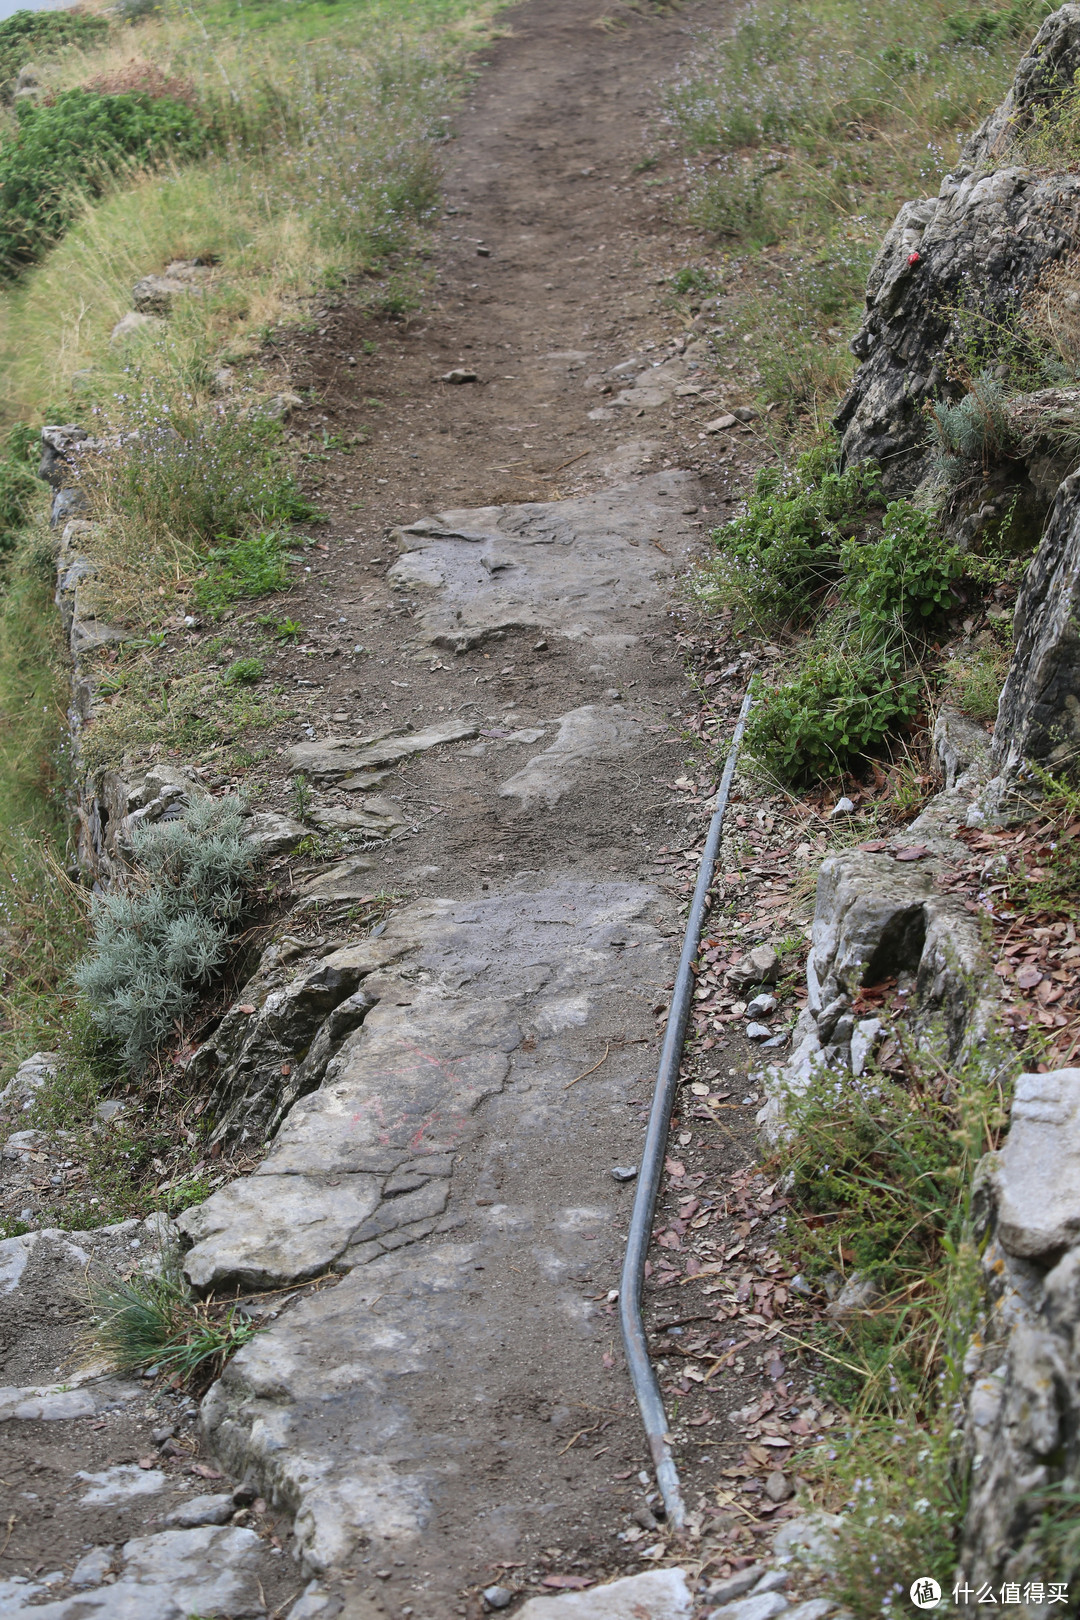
[836,167,1080,484]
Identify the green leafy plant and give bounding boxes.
[0,10,110,101]
[292,773,311,820]
[87,1256,257,1387]
[0,91,206,273]
[691,440,883,631]
[197,531,292,616]
[840,502,963,631]
[746,646,921,785]
[223,656,265,685]
[74,795,254,1068]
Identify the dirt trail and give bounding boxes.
[0,2,805,1615]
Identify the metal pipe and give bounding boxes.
[618,689,754,1530]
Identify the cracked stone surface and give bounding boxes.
[184,881,677,1586]
[386,473,702,652]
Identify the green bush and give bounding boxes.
[840,502,964,631]
[0,10,110,100]
[0,90,206,273]
[691,441,882,631]
[74,795,254,1068]
[745,647,921,784]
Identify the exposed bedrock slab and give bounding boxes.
[190,881,675,1578]
[0,1526,266,1618]
[286,719,478,781]
[837,155,1080,485]
[386,473,702,652]
[499,704,643,808]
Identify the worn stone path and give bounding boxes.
[0,0,812,1613]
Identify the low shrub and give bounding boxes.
[74,795,254,1068]
[0,10,110,102]
[691,440,882,632]
[746,645,922,784]
[840,502,964,632]
[0,90,207,273]
[927,373,1016,478]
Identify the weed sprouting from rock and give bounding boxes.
[86,1253,257,1387]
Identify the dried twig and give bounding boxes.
[563,1043,610,1090]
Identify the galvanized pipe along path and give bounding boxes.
[618,689,754,1529]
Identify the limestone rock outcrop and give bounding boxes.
[837,6,1080,486]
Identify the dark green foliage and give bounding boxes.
[840,503,964,631]
[74,796,254,1068]
[0,455,41,550]
[223,655,266,684]
[745,647,921,785]
[701,441,883,631]
[943,0,1053,46]
[0,90,206,274]
[0,10,109,100]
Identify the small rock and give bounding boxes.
[745,1022,772,1041]
[707,1568,764,1604]
[611,1165,638,1182]
[746,993,777,1017]
[515,1567,693,1617]
[753,1572,790,1594]
[732,406,758,423]
[786,1603,835,1620]
[829,796,856,819]
[631,1505,659,1531]
[825,1271,880,1319]
[706,1594,788,1620]
[151,1423,176,1444]
[703,414,737,432]
[242,811,309,857]
[132,273,203,315]
[849,1017,883,1078]
[69,1546,114,1590]
[484,1587,513,1610]
[110,310,163,347]
[764,1472,793,1504]
[165,1492,235,1528]
[77,1464,166,1504]
[442,368,478,384]
[94,1099,125,1124]
[726,944,780,990]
